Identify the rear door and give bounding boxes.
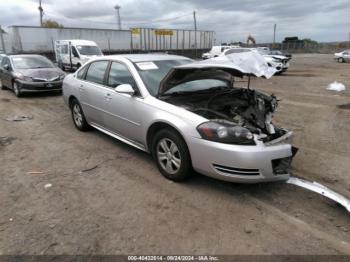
[78,60,109,126]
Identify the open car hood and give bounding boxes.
[158,51,277,95]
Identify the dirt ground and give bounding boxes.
[0,54,349,255]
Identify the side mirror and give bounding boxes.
[3,64,10,70]
[115,84,135,96]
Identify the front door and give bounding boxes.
[103,61,143,144]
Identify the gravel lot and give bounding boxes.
[0,54,349,255]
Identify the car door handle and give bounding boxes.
[104,93,112,101]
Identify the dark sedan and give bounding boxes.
[0,54,65,97]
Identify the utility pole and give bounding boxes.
[273,23,276,47]
[114,5,121,30]
[38,0,44,27]
[193,11,197,58]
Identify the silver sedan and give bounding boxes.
[63,53,297,183]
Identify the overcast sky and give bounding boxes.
[1,0,349,43]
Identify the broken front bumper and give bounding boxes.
[188,136,296,183]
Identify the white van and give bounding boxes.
[55,40,103,71]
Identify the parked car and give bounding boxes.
[334,50,350,63]
[63,53,297,183]
[202,45,240,59]
[269,50,292,60]
[254,48,290,74]
[224,48,290,74]
[0,54,65,97]
[55,39,103,71]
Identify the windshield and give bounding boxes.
[135,59,192,96]
[11,56,54,69]
[164,79,229,95]
[76,45,102,56]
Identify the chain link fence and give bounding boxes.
[247,41,350,54]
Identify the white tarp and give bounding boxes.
[327,81,346,92]
[177,50,277,79]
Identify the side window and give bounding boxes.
[77,64,89,79]
[72,46,79,58]
[62,45,68,54]
[107,62,137,88]
[1,57,7,67]
[85,61,109,85]
[2,57,11,70]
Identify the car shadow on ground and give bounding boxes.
[1,88,62,99]
[90,126,350,221]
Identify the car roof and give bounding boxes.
[105,54,191,63]
[56,40,97,46]
[8,54,46,58]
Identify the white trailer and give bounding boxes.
[55,39,103,71]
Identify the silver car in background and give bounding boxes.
[63,53,297,183]
[334,50,350,63]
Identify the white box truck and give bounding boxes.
[55,40,103,71]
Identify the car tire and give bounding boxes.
[70,99,90,131]
[12,81,22,97]
[152,129,192,182]
[338,57,345,63]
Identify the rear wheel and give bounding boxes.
[70,99,90,131]
[152,129,192,182]
[13,82,22,97]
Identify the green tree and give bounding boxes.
[302,38,318,45]
[42,19,64,28]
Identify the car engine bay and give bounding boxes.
[161,87,288,142]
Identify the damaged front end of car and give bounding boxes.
[158,52,293,146]
[157,51,298,182]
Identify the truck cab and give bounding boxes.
[55,40,103,71]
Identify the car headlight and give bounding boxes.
[59,74,65,80]
[13,72,32,82]
[197,121,255,145]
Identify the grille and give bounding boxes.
[213,164,260,176]
[32,76,60,82]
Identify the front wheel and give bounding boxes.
[338,57,345,63]
[152,129,192,182]
[13,82,22,97]
[70,99,90,131]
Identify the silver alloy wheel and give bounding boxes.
[13,82,20,96]
[0,79,2,89]
[157,138,182,174]
[73,104,83,127]
[338,57,344,63]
